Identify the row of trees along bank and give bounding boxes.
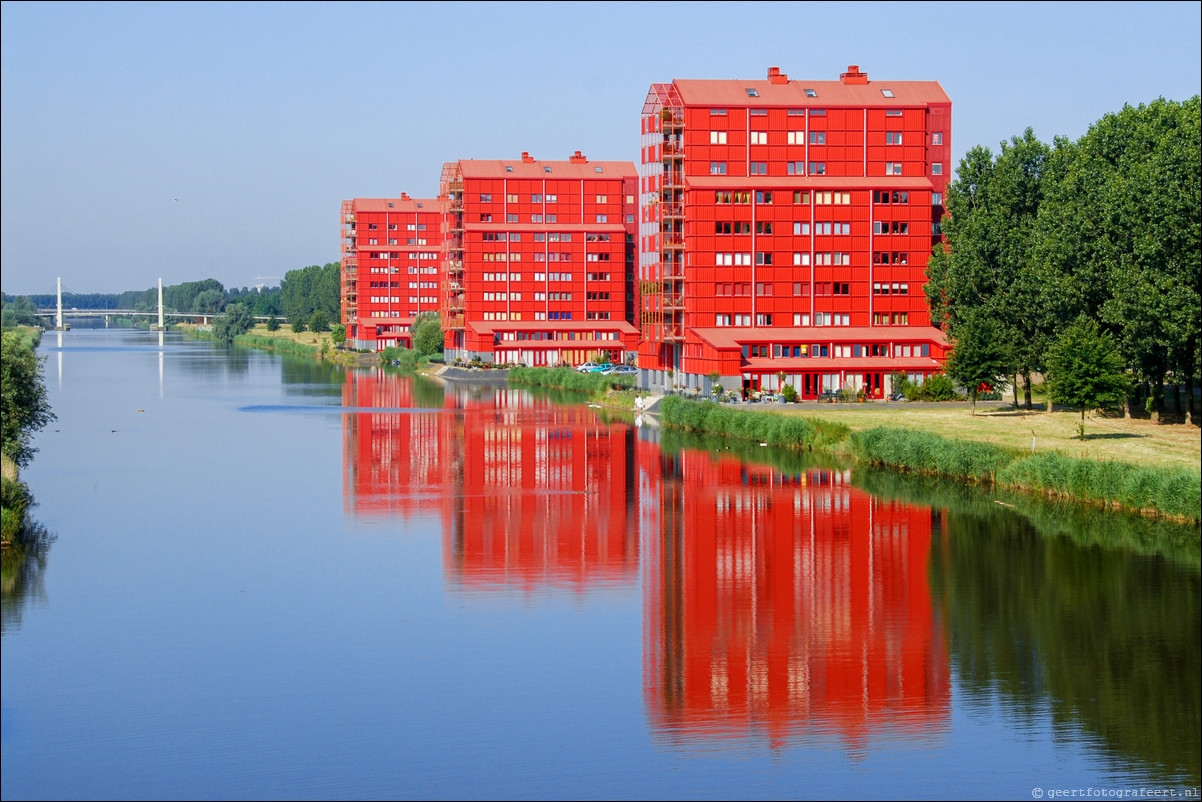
[927,98,1200,422]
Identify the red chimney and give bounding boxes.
[400,192,410,200]
[569,150,587,164]
[768,66,788,84]
[521,151,535,163]
[840,65,868,85]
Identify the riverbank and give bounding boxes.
[658,396,1201,523]
[179,323,379,367]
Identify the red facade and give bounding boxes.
[340,195,444,351]
[440,152,640,366]
[639,66,952,398]
[640,447,949,747]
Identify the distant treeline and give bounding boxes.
[3,261,341,324]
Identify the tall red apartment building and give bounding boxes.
[440,152,640,366]
[638,66,951,398]
[340,195,443,351]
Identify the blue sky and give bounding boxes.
[2,1,1199,295]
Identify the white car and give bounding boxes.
[576,362,602,372]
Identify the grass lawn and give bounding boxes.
[245,324,332,347]
[770,402,1200,470]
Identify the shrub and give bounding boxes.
[920,373,959,401]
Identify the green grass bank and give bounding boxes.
[659,396,1200,522]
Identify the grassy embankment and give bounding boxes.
[659,396,1201,522]
[181,323,372,363]
[506,365,639,408]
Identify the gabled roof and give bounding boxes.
[351,197,439,213]
[458,157,637,180]
[672,78,949,108]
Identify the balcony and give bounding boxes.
[662,293,684,311]
[661,202,684,218]
[663,170,684,188]
[661,234,684,249]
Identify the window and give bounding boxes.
[932,163,943,175]
[755,282,772,295]
[881,89,895,98]
[932,192,943,205]
[710,162,727,175]
[809,162,826,175]
[710,131,727,144]
[932,132,943,145]
[804,88,817,97]
[531,214,543,223]
[886,132,903,145]
[787,131,804,145]
[755,222,773,234]
[794,222,810,235]
[793,191,810,204]
[755,191,773,204]
[750,131,768,145]
[715,221,731,234]
[506,214,519,223]
[793,314,811,326]
[874,190,909,204]
[746,88,759,97]
[595,195,607,203]
[885,109,902,117]
[480,214,492,222]
[755,252,772,265]
[787,161,805,175]
[710,108,727,116]
[756,314,772,326]
[596,214,607,223]
[749,162,767,175]
[809,131,825,144]
[545,194,557,203]
[809,108,826,116]
[793,252,810,265]
[506,194,519,203]
[885,162,902,175]
[546,214,556,223]
[505,166,514,172]
[531,194,542,203]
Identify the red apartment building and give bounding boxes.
[340,195,444,351]
[639,66,951,398]
[440,152,640,366]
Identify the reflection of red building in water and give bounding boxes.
[341,369,452,521]
[442,387,639,592]
[340,369,639,591]
[641,445,948,747]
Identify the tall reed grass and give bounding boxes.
[660,396,849,450]
[508,365,635,394]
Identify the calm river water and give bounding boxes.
[2,329,1198,800]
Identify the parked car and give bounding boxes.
[888,390,908,402]
[576,362,602,373]
[818,389,840,403]
[587,363,614,373]
[603,365,636,375]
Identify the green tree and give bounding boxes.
[1,295,39,328]
[945,314,1012,416]
[213,303,254,345]
[309,310,329,333]
[281,263,340,324]
[926,129,1055,409]
[266,314,280,332]
[1034,97,1201,418]
[331,324,346,347]
[411,313,443,357]
[1045,317,1132,436]
[1,331,55,467]
[291,318,307,334]
[191,288,226,315]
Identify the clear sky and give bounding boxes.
[2,1,1199,296]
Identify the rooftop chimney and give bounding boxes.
[400,192,410,200]
[569,150,587,163]
[840,65,868,85]
[521,151,535,163]
[767,66,788,85]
